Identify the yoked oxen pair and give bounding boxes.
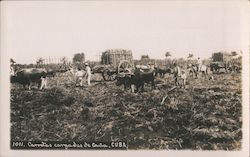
[154,66,172,77]
[116,68,156,93]
[11,68,48,90]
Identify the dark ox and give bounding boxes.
[155,67,172,77]
[116,68,156,92]
[11,68,48,90]
[46,69,56,78]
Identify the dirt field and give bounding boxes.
[10,72,242,150]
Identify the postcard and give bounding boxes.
[0,0,249,157]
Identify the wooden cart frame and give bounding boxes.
[92,49,134,81]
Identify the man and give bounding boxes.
[10,66,15,76]
[40,76,48,90]
[173,63,181,86]
[75,67,84,87]
[85,63,92,86]
[180,70,187,88]
[197,57,202,72]
[69,65,75,75]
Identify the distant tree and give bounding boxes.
[141,55,150,60]
[36,58,44,65]
[73,53,85,63]
[231,51,237,56]
[187,53,194,59]
[61,57,67,65]
[10,58,16,65]
[165,52,171,58]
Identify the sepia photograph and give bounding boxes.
[0,0,249,157]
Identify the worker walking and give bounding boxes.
[85,63,92,86]
[197,57,202,72]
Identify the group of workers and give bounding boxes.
[173,57,204,88]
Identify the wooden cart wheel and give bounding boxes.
[102,69,116,81]
[117,60,133,74]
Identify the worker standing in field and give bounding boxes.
[10,66,15,76]
[197,57,202,72]
[75,67,84,87]
[173,62,181,86]
[85,63,92,86]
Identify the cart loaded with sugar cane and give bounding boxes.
[92,49,134,81]
[210,52,241,73]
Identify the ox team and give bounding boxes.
[116,58,211,92]
[10,58,210,92]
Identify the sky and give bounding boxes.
[1,0,249,64]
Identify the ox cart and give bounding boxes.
[210,52,229,73]
[210,52,242,73]
[92,49,134,81]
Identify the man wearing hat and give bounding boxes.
[85,63,92,86]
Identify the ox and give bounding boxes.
[155,67,172,77]
[46,69,56,78]
[11,68,48,90]
[116,68,156,93]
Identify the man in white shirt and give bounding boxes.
[10,66,15,76]
[85,63,92,86]
[180,70,187,88]
[197,57,202,72]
